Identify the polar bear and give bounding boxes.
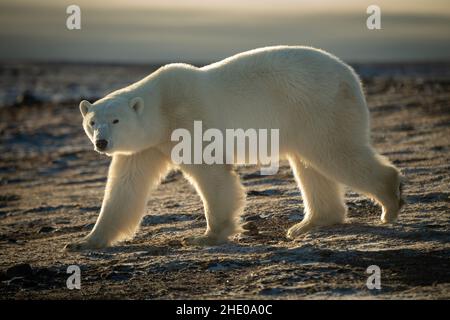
[65,46,403,251]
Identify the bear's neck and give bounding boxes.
[126,63,200,108]
[124,63,203,143]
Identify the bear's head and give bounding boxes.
[79,95,162,156]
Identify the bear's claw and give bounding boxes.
[286,221,314,239]
[64,242,87,252]
[64,239,107,252]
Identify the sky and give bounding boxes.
[0,0,449,63]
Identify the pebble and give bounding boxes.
[242,221,259,236]
[38,226,55,233]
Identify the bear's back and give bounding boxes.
[203,46,346,74]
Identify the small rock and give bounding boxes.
[162,171,181,184]
[103,271,132,281]
[247,190,266,196]
[242,221,259,236]
[259,287,284,295]
[6,263,33,279]
[167,239,183,247]
[165,202,180,209]
[38,226,55,233]
[242,172,263,180]
[7,239,25,245]
[288,212,302,221]
[243,214,260,222]
[146,246,168,256]
[207,263,228,272]
[113,264,134,273]
[55,218,71,225]
[259,213,272,219]
[242,221,258,230]
[247,189,283,197]
[431,145,444,151]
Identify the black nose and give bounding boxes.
[95,139,108,150]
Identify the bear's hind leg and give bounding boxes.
[310,145,403,224]
[287,155,347,239]
[181,164,246,246]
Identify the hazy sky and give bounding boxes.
[1,0,449,63]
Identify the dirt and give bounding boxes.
[0,63,449,299]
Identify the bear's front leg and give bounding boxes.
[65,148,169,251]
[180,164,246,246]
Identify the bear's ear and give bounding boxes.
[79,100,91,117]
[129,97,144,114]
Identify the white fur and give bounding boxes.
[65,46,403,250]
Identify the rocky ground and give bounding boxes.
[0,63,449,299]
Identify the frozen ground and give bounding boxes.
[0,63,449,299]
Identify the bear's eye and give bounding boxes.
[90,120,95,126]
[113,119,119,124]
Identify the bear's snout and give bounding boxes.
[95,139,108,151]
